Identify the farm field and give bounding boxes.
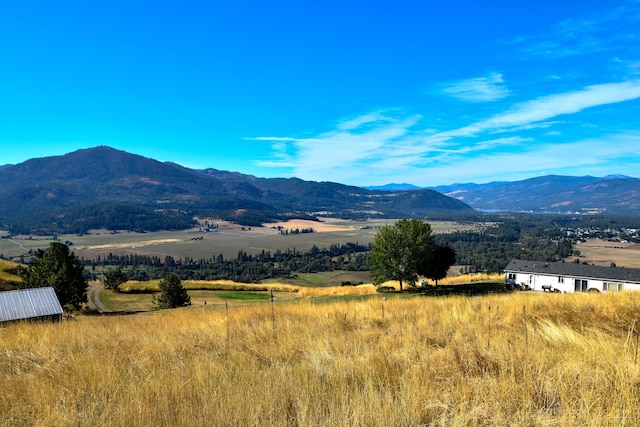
[94,273,503,312]
[3,290,640,425]
[567,238,640,268]
[0,218,482,262]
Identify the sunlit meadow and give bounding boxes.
[3,287,640,426]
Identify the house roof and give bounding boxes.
[505,259,640,283]
[0,287,63,323]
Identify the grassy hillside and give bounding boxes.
[3,290,640,425]
[0,258,21,290]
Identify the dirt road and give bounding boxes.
[87,283,112,312]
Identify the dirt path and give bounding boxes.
[87,283,112,312]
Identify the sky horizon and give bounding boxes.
[2,1,639,186]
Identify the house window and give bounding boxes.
[574,279,588,292]
[558,276,565,284]
[507,273,516,281]
[603,282,623,292]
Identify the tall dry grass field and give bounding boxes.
[3,291,640,426]
[0,259,21,283]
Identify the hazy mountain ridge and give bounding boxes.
[429,175,640,214]
[0,146,472,234]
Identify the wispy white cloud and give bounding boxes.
[442,72,510,102]
[254,112,423,177]
[628,61,640,75]
[253,79,640,186]
[420,132,640,185]
[511,3,640,60]
[336,111,394,131]
[451,80,640,136]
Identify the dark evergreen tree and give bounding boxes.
[19,242,87,308]
[154,273,191,309]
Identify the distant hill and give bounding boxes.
[431,175,640,214]
[0,146,473,234]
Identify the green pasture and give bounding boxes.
[98,287,297,312]
[216,291,271,300]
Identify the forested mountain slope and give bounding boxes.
[431,175,640,214]
[0,146,473,234]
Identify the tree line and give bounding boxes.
[86,242,371,283]
[443,216,575,273]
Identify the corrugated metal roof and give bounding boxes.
[0,287,63,322]
[505,259,640,283]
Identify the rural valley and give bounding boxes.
[2,148,640,426]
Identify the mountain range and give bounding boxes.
[3,146,638,235]
[368,176,640,215]
[0,146,472,234]
[429,175,640,215]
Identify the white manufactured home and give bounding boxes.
[504,259,640,293]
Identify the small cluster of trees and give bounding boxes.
[279,227,314,235]
[101,266,190,309]
[369,219,456,290]
[17,243,191,311]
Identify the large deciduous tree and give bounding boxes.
[19,241,87,308]
[154,273,191,309]
[420,242,457,286]
[102,267,129,291]
[369,219,435,291]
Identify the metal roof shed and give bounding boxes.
[0,287,64,323]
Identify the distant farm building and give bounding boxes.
[0,287,64,323]
[504,259,640,293]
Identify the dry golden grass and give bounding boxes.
[119,279,304,294]
[0,258,21,283]
[297,284,377,297]
[438,272,503,285]
[4,290,640,425]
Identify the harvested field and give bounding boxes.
[0,219,482,262]
[567,238,640,268]
[267,219,352,232]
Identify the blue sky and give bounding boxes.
[1,0,639,186]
